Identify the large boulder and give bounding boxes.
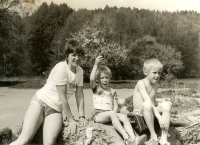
[1,95,200,145]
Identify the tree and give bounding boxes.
[0,0,34,76]
[50,24,129,81]
[29,2,73,75]
[128,35,183,79]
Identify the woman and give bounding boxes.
[10,39,87,145]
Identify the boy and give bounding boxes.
[90,55,147,145]
[133,58,172,145]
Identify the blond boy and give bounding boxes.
[133,58,172,145]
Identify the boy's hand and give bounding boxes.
[158,117,167,130]
[95,55,103,65]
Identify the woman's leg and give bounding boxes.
[43,113,63,145]
[10,100,44,145]
[95,111,129,140]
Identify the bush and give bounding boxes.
[128,35,184,80]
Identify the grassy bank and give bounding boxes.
[0,76,138,89]
[0,76,200,90]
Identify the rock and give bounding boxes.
[13,121,125,145]
[197,133,200,141]
[0,127,16,144]
[3,94,200,145]
[62,121,125,145]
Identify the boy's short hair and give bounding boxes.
[96,66,112,80]
[143,58,163,74]
[63,39,84,58]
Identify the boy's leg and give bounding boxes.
[155,101,172,144]
[10,100,44,145]
[95,111,129,140]
[141,102,157,140]
[43,113,63,145]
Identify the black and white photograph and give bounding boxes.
[0,0,200,144]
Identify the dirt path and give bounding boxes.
[0,87,134,133]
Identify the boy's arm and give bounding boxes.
[152,101,163,120]
[90,56,103,89]
[137,80,152,103]
[152,102,168,130]
[151,87,164,120]
[137,81,163,119]
[137,81,167,128]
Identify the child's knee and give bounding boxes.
[109,111,118,117]
[160,101,172,112]
[143,101,152,111]
[120,114,129,122]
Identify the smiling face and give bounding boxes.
[98,72,110,89]
[146,66,163,84]
[67,53,83,67]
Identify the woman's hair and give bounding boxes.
[63,39,84,58]
[143,58,163,74]
[96,66,112,80]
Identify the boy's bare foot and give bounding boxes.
[135,134,147,145]
[124,136,136,145]
[159,138,170,145]
[147,138,159,145]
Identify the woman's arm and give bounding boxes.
[75,86,85,117]
[75,86,87,126]
[56,85,77,134]
[56,85,74,120]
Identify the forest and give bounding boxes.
[1,0,200,81]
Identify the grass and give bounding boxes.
[0,76,138,89]
[1,76,200,90]
[0,76,47,89]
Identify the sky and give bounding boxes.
[40,0,200,13]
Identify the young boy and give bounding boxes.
[133,58,172,145]
[90,56,147,145]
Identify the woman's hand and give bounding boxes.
[95,55,103,65]
[68,119,77,135]
[79,117,88,127]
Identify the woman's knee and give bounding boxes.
[43,138,56,145]
[12,137,30,145]
[142,101,152,111]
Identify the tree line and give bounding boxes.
[1,1,200,81]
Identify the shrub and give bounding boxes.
[128,35,184,80]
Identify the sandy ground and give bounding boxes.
[0,87,134,134]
